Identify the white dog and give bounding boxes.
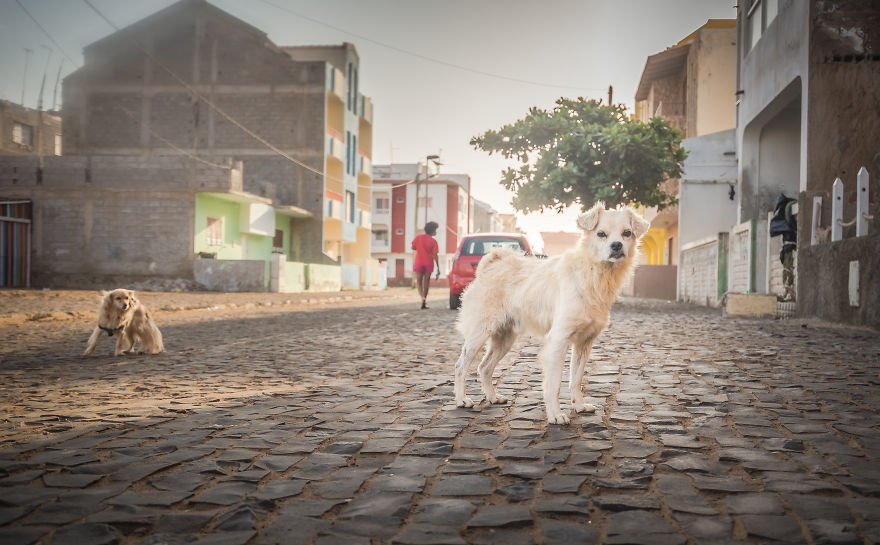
[454,202,649,424]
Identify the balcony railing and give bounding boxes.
[327,66,345,102]
[326,135,344,163]
[359,155,371,176]
[359,94,373,124]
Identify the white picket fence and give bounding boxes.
[812,166,873,245]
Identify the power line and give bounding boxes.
[80,1,418,196]
[13,0,79,67]
[255,0,606,93]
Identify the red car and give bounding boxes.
[448,233,532,309]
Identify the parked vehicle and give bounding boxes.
[448,233,532,309]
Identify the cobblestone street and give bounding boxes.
[0,290,878,545]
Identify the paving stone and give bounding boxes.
[340,491,412,520]
[534,495,592,515]
[155,512,215,533]
[42,472,103,488]
[108,489,192,507]
[605,510,685,545]
[253,455,302,472]
[384,457,444,477]
[741,514,806,542]
[660,454,729,474]
[469,529,536,545]
[541,473,586,493]
[370,473,426,493]
[150,471,213,492]
[673,514,734,540]
[783,494,853,521]
[690,475,754,492]
[594,493,661,511]
[276,498,347,517]
[391,523,465,545]
[612,439,658,458]
[467,505,532,528]
[50,523,120,545]
[491,448,542,461]
[499,463,552,479]
[665,493,718,515]
[214,505,260,532]
[0,526,50,545]
[458,435,504,450]
[495,481,535,502]
[190,482,257,506]
[412,499,478,525]
[253,512,332,545]
[191,530,255,545]
[431,475,492,496]
[540,518,599,545]
[726,492,785,514]
[442,463,497,474]
[401,441,453,457]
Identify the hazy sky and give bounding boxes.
[0,0,736,242]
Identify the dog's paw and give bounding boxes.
[486,393,508,404]
[573,403,597,414]
[456,397,475,408]
[547,411,571,425]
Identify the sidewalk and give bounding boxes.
[0,287,421,326]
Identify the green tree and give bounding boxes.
[470,97,687,213]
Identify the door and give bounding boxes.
[0,201,32,288]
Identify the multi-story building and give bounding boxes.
[632,19,737,301]
[0,100,61,157]
[0,0,379,290]
[471,199,502,234]
[732,0,879,327]
[371,163,471,285]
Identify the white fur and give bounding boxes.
[453,203,649,424]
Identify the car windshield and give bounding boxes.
[460,237,525,257]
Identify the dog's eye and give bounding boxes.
[622,230,632,238]
[597,231,607,238]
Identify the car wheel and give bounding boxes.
[449,293,461,310]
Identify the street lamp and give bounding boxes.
[412,154,440,288]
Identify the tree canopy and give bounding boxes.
[470,98,687,213]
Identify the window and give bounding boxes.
[352,134,357,172]
[345,190,355,223]
[396,195,405,203]
[747,0,778,52]
[345,131,351,174]
[373,230,389,241]
[12,122,33,147]
[395,228,404,235]
[418,196,433,208]
[54,134,62,156]
[375,197,390,210]
[460,237,525,257]
[273,229,284,253]
[206,217,223,246]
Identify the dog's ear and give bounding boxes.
[626,207,651,239]
[577,201,605,231]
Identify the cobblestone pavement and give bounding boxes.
[0,292,878,545]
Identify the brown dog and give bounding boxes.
[83,289,164,356]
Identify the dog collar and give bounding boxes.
[99,325,124,337]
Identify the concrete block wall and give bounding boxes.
[0,154,235,287]
[679,238,719,307]
[61,0,328,267]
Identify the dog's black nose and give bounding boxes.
[611,241,623,252]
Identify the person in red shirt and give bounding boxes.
[411,221,440,309]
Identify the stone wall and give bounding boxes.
[0,154,236,287]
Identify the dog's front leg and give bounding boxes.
[83,327,101,356]
[454,337,486,408]
[540,335,570,425]
[114,331,128,356]
[570,337,597,414]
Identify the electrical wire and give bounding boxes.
[13,0,80,67]
[81,0,388,197]
[117,106,233,170]
[255,0,606,92]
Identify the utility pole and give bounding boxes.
[21,48,32,106]
[607,85,613,106]
[51,59,64,111]
[37,46,52,166]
